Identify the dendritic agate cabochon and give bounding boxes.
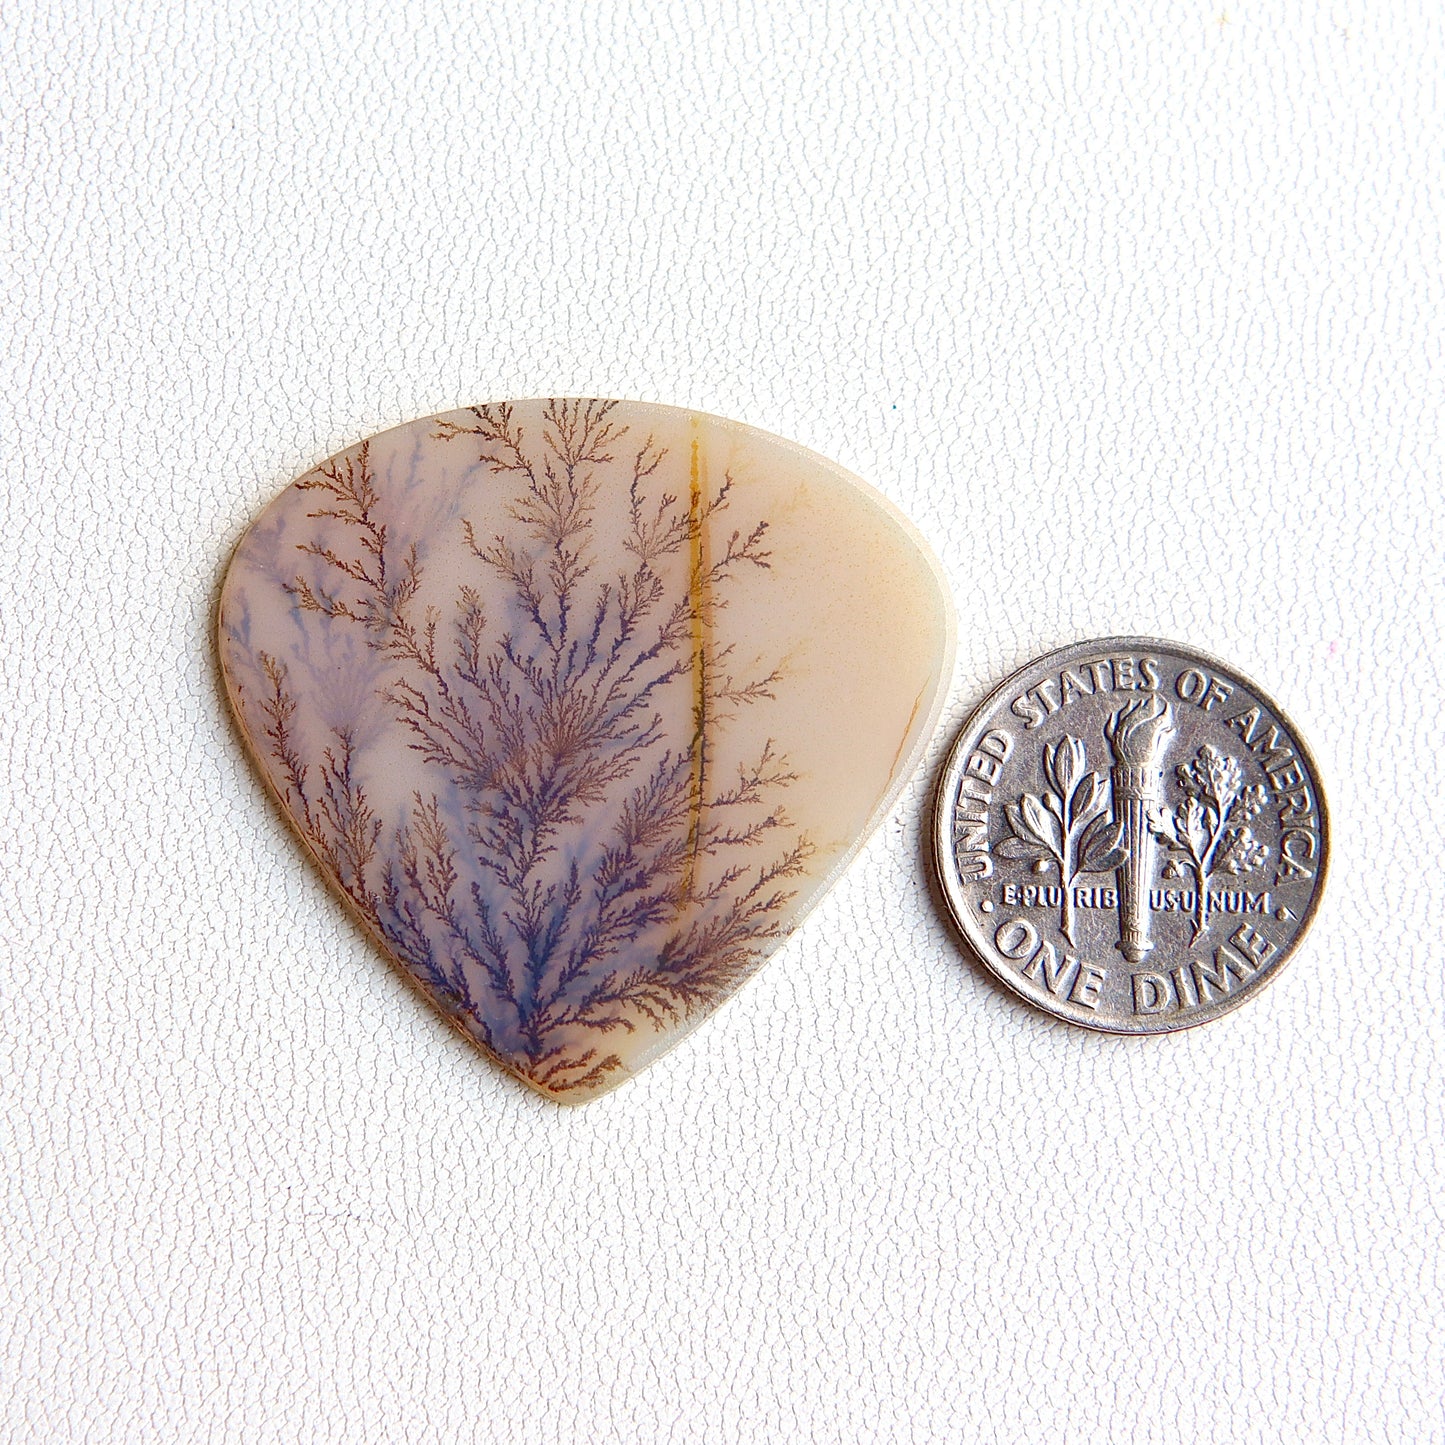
[219,400,955,1101]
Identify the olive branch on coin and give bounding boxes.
[996,737,1127,945]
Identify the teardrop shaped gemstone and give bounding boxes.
[219,400,955,1100]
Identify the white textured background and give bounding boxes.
[3,2,1441,1441]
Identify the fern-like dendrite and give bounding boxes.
[253,400,808,1094]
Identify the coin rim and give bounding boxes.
[932,636,1331,1033]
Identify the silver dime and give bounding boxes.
[933,638,1328,1032]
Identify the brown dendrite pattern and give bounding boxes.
[224,401,812,1096]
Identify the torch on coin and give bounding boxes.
[1104,694,1176,964]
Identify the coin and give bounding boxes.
[933,638,1328,1032]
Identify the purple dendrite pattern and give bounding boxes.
[221,400,812,1097]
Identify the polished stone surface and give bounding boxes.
[220,400,954,1099]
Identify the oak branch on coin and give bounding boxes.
[1150,744,1269,946]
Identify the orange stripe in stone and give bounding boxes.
[682,423,709,903]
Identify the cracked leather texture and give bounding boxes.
[3,3,1441,1441]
